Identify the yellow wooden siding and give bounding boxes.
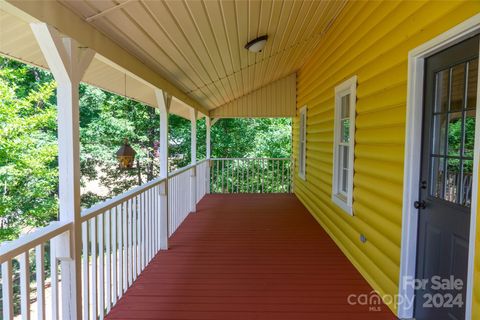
[293,1,480,316]
[210,73,296,118]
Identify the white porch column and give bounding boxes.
[31,23,94,320]
[206,117,211,194]
[190,109,197,212]
[155,89,171,250]
[206,117,211,159]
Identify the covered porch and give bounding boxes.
[105,194,395,320]
[1,1,480,320]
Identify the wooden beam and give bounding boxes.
[1,0,209,116]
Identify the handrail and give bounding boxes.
[81,161,209,222]
[81,176,166,222]
[211,157,291,161]
[0,221,72,264]
[168,159,208,178]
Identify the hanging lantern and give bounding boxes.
[116,139,136,169]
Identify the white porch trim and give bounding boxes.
[31,22,95,320]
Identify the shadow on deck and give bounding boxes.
[106,194,397,320]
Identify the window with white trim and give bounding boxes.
[298,106,307,180]
[332,76,357,215]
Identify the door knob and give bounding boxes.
[414,200,426,209]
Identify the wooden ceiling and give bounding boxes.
[59,0,346,112]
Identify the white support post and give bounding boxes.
[155,89,171,250]
[206,117,211,159]
[31,23,94,320]
[190,109,197,212]
[206,117,211,194]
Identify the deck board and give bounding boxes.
[106,194,397,320]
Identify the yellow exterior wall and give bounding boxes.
[293,1,480,316]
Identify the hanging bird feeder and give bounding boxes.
[116,138,136,169]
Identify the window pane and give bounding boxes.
[341,94,350,118]
[342,168,348,193]
[434,69,449,113]
[341,119,350,143]
[463,109,476,157]
[447,112,463,156]
[467,58,478,110]
[432,113,447,155]
[450,63,465,112]
[461,159,473,207]
[342,145,349,170]
[430,156,444,198]
[445,158,460,203]
[339,145,349,193]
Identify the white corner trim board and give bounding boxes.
[399,13,480,320]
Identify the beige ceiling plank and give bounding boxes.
[111,3,207,89]
[293,1,321,45]
[247,0,261,67]
[202,0,239,100]
[262,1,286,63]
[164,0,220,82]
[140,1,214,86]
[275,1,301,58]
[189,82,225,108]
[85,0,134,22]
[255,0,272,65]
[1,0,209,115]
[283,1,313,51]
[253,58,270,90]
[95,17,197,93]
[60,0,97,19]
[219,0,241,95]
[234,72,244,100]
[226,74,238,102]
[274,37,309,82]
[235,0,249,71]
[184,0,227,79]
[257,0,283,64]
[203,0,234,76]
[219,0,240,72]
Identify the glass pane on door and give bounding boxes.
[429,58,478,207]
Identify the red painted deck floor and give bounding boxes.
[106,194,397,320]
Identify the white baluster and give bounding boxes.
[105,210,111,313]
[90,218,97,319]
[81,222,89,320]
[19,252,31,320]
[35,244,45,320]
[98,215,104,320]
[2,260,13,320]
[111,207,117,305]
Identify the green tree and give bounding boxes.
[0,56,292,241]
[0,58,58,240]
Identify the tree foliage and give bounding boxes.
[0,57,291,242]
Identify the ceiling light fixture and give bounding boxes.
[245,35,268,53]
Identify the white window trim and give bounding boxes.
[298,105,307,180]
[332,76,357,216]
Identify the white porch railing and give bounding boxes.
[0,158,288,319]
[210,158,292,193]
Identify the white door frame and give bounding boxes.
[399,14,480,319]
